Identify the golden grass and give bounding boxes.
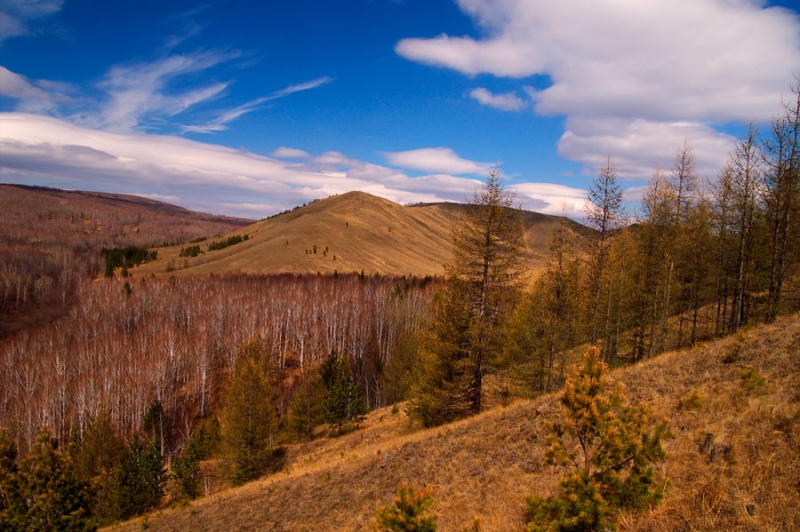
[109,314,800,531]
[131,191,572,279]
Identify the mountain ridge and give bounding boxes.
[132,190,588,278]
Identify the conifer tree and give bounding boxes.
[321,353,367,436]
[727,125,765,331]
[584,158,624,357]
[375,484,437,532]
[408,169,524,425]
[505,216,580,393]
[100,435,166,521]
[170,417,221,500]
[526,348,670,531]
[221,337,276,486]
[73,410,125,485]
[762,84,800,322]
[288,370,326,440]
[15,428,94,531]
[0,428,23,529]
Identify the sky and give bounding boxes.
[1,0,800,220]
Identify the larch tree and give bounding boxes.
[320,352,367,436]
[728,125,765,331]
[585,157,625,357]
[762,84,800,323]
[505,215,580,394]
[408,168,524,425]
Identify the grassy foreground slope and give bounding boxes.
[114,314,800,531]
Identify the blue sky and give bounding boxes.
[1,0,800,219]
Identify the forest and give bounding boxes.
[0,87,799,529]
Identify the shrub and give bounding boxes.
[526,348,670,531]
[375,484,437,531]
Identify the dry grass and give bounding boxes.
[132,191,577,279]
[109,315,800,531]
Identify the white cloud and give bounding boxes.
[397,0,800,176]
[512,182,588,217]
[0,0,62,42]
[93,51,236,132]
[271,146,311,159]
[189,76,333,133]
[383,147,492,175]
[0,66,54,108]
[469,87,527,111]
[558,118,737,180]
[0,113,578,218]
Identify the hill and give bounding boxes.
[0,184,251,336]
[132,191,587,278]
[112,314,800,531]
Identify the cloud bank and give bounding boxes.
[397,0,800,179]
[0,113,587,218]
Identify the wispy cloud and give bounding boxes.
[91,51,236,132]
[398,0,800,179]
[184,76,334,134]
[469,87,527,112]
[0,0,63,42]
[0,66,55,109]
[0,113,586,217]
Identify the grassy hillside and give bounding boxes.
[112,314,800,531]
[132,191,586,278]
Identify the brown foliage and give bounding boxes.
[0,274,436,452]
[106,313,799,531]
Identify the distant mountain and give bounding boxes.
[0,183,252,336]
[132,191,590,278]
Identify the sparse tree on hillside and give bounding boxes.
[221,337,276,486]
[727,125,765,331]
[585,158,625,357]
[505,216,580,393]
[526,348,670,531]
[762,84,800,323]
[321,353,367,436]
[408,169,524,425]
[375,484,438,532]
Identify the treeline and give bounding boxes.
[207,233,249,251]
[0,273,436,454]
[408,88,800,427]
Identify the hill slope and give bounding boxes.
[0,184,251,336]
[133,191,586,278]
[114,315,800,531]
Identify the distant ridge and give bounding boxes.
[2,183,252,224]
[133,190,590,278]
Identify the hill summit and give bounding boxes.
[133,191,584,278]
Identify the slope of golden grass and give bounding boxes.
[132,191,581,278]
[111,314,800,531]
